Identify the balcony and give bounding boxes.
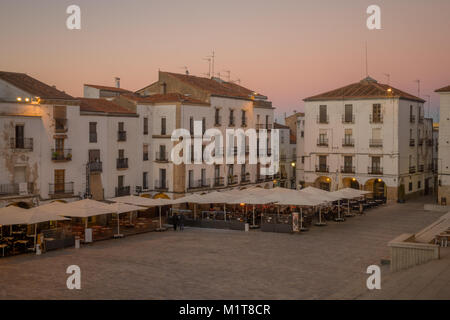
[409,166,416,174]
[368,166,383,175]
[317,138,328,147]
[315,165,329,173]
[341,166,355,174]
[115,186,130,197]
[342,114,355,124]
[256,123,273,130]
[0,182,34,196]
[227,175,238,185]
[228,117,236,127]
[342,138,354,147]
[256,175,265,183]
[214,177,224,187]
[49,182,74,197]
[117,131,127,142]
[89,133,97,143]
[55,118,68,133]
[316,115,329,124]
[116,158,128,169]
[419,116,424,124]
[409,139,415,147]
[241,173,251,184]
[188,179,210,190]
[410,115,416,123]
[214,116,222,127]
[369,114,383,124]
[418,139,423,146]
[51,148,72,161]
[143,152,149,161]
[369,139,383,148]
[155,151,168,162]
[427,139,433,146]
[154,180,168,191]
[241,118,248,127]
[10,138,33,151]
[418,164,424,172]
[88,161,102,173]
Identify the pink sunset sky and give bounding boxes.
[0,0,449,121]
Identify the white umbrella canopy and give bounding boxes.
[276,190,326,206]
[109,195,172,207]
[63,199,114,218]
[0,205,30,226]
[107,202,145,214]
[300,186,342,202]
[26,205,71,224]
[170,193,205,204]
[331,188,371,199]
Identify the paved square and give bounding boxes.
[0,197,448,299]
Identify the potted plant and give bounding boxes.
[52,151,58,160]
[66,153,72,160]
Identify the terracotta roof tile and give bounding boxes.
[304,77,425,103]
[0,71,74,100]
[435,85,450,93]
[79,98,135,114]
[273,122,290,129]
[84,84,132,93]
[163,72,256,99]
[122,93,210,105]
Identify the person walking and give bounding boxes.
[172,212,178,231]
[179,212,185,231]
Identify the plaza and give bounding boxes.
[0,196,448,300]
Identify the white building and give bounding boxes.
[436,85,450,205]
[273,122,296,188]
[285,112,306,188]
[302,76,435,200]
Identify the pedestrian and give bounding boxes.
[172,212,178,231]
[179,212,185,231]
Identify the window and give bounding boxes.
[228,164,234,176]
[372,157,381,169]
[344,156,353,169]
[241,164,246,176]
[188,170,194,188]
[344,104,353,123]
[201,168,206,185]
[118,122,124,132]
[418,181,421,189]
[118,175,124,188]
[159,169,166,188]
[301,131,304,138]
[344,129,353,145]
[229,110,235,126]
[241,110,247,126]
[202,117,206,134]
[143,172,148,189]
[143,117,148,135]
[15,124,24,148]
[189,117,194,135]
[301,156,305,164]
[215,108,220,125]
[215,165,220,178]
[319,105,327,123]
[54,169,65,193]
[89,122,97,143]
[265,115,269,128]
[161,117,166,135]
[118,149,124,159]
[143,144,149,161]
[372,104,381,122]
[409,182,413,191]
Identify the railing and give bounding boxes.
[143,152,149,161]
[342,138,355,147]
[0,182,34,196]
[315,165,329,173]
[418,164,424,172]
[241,118,248,127]
[418,139,423,146]
[341,166,355,174]
[214,116,222,126]
[427,139,433,146]
[410,115,416,123]
[227,175,238,185]
[214,177,224,187]
[89,133,97,143]
[370,114,383,123]
[155,152,168,162]
[280,154,287,161]
[369,139,383,147]
[418,116,424,124]
[241,173,250,183]
[317,138,328,146]
[10,138,33,151]
[51,148,72,161]
[154,180,168,191]
[229,117,235,126]
[88,161,102,173]
[342,114,355,124]
[115,186,130,197]
[256,176,265,183]
[48,182,74,196]
[55,118,68,133]
[368,166,383,175]
[188,179,210,189]
[409,166,416,174]
[316,115,329,124]
[116,158,128,169]
[118,131,127,141]
[409,139,415,147]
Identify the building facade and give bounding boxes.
[302,77,435,200]
[436,85,450,205]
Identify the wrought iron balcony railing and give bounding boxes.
[51,148,72,161]
[368,166,383,175]
[10,138,33,151]
[116,158,128,169]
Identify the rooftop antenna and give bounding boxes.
[179,66,189,75]
[414,79,421,97]
[207,51,215,79]
[202,57,211,78]
[223,70,231,82]
[383,73,390,85]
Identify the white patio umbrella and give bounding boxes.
[107,202,144,237]
[64,199,115,229]
[0,206,30,237]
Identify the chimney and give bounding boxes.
[115,77,120,88]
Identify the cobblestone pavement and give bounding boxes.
[0,197,447,300]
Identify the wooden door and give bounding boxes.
[54,170,65,193]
